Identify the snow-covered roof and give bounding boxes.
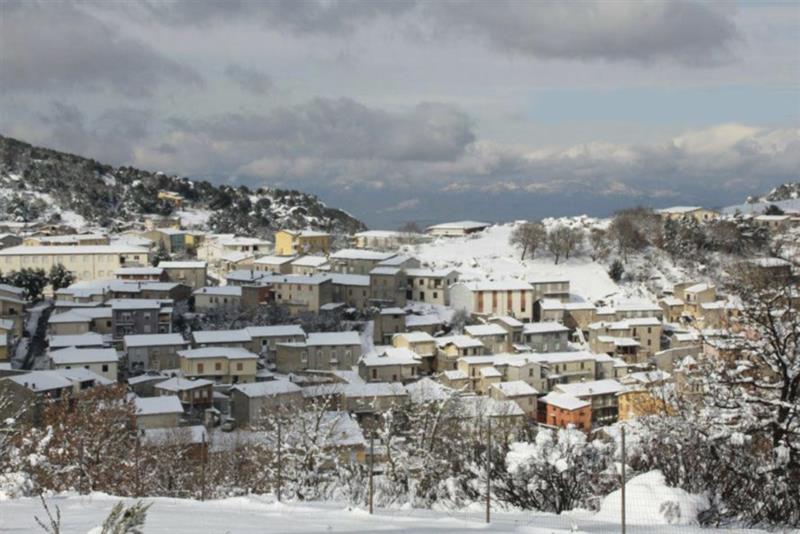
[220,236,271,246]
[555,379,625,397]
[231,380,302,398]
[328,274,370,286]
[491,380,538,397]
[178,347,258,360]
[394,331,435,343]
[522,322,569,334]
[405,377,453,402]
[278,229,330,237]
[109,298,164,310]
[50,347,118,365]
[537,298,565,310]
[660,297,684,307]
[154,376,213,392]
[491,315,524,328]
[405,314,442,327]
[193,286,242,297]
[291,255,328,267]
[370,266,402,276]
[272,274,332,285]
[331,249,396,261]
[539,392,590,411]
[192,329,252,344]
[380,307,406,315]
[354,230,403,238]
[527,276,569,285]
[142,425,208,446]
[458,279,532,291]
[360,346,421,367]
[527,350,596,364]
[426,220,490,231]
[479,366,501,378]
[305,332,361,346]
[685,283,713,293]
[656,206,702,214]
[48,307,112,324]
[624,370,672,385]
[404,268,457,278]
[0,283,25,296]
[459,396,525,417]
[377,254,415,267]
[343,382,407,397]
[0,245,148,255]
[442,369,468,380]
[464,324,508,337]
[135,395,184,416]
[7,371,74,392]
[254,255,295,265]
[124,333,187,348]
[435,335,484,349]
[158,261,207,269]
[220,251,253,263]
[244,325,305,338]
[56,367,114,386]
[48,332,106,349]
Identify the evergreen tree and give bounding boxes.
[48,263,74,291]
[152,242,170,267]
[608,259,624,282]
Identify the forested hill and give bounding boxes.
[0,135,365,235]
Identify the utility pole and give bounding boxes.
[79,439,85,495]
[621,425,626,534]
[485,418,491,524]
[201,430,207,501]
[276,417,282,503]
[368,433,374,515]
[134,431,141,498]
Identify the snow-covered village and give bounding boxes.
[1,1,799,533]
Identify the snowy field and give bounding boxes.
[0,493,767,534]
[407,223,622,302]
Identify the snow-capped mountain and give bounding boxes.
[0,135,365,236]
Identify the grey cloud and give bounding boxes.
[133,0,414,35]
[425,1,739,65]
[0,3,202,97]
[162,98,474,165]
[37,102,152,163]
[225,64,273,95]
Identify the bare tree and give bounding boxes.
[509,221,547,260]
[608,210,648,263]
[588,228,610,262]
[546,225,582,264]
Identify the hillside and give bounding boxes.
[0,135,365,236]
[724,181,800,215]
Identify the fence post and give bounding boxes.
[485,418,491,524]
[621,425,626,534]
[368,433,374,514]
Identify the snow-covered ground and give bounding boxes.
[406,223,624,302]
[0,492,766,534]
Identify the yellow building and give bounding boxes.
[157,191,185,208]
[274,230,331,256]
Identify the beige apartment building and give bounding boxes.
[178,347,258,384]
[274,331,361,373]
[450,280,534,321]
[158,261,208,289]
[0,245,150,282]
[271,274,334,314]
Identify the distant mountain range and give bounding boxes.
[0,135,365,236]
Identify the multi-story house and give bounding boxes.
[158,261,208,289]
[274,230,331,256]
[368,267,407,307]
[464,323,509,354]
[329,249,397,275]
[404,268,459,306]
[450,280,534,321]
[274,332,362,373]
[358,346,422,383]
[178,346,258,384]
[271,275,334,315]
[520,322,569,352]
[110,299,172,340]
[124,333,188,373]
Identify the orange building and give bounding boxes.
[539,392,592,431]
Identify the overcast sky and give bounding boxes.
[2,0,799,227]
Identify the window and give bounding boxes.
[432,291,438,299]
[102,364,108,372]
[372,369,377,379]
[215,362,222,371]
[197,363,204,373]
[236,362,243,371]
